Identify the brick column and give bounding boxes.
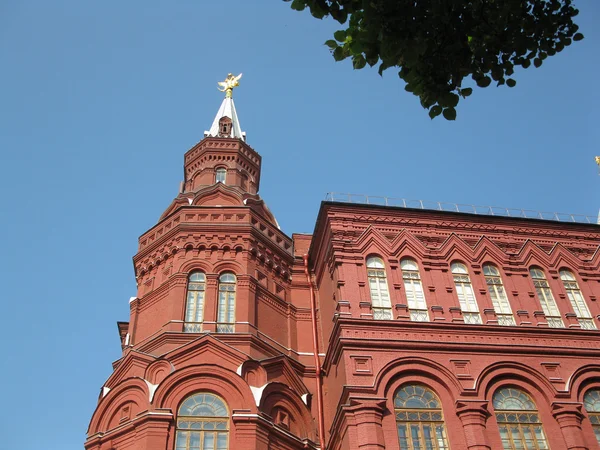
[551,403,588,450]
[168,273,188,331]
[344,398,387,450]
[232,412,270,450]
[455,401,491,450]
[203,274,219,332]
[133,411,173,450]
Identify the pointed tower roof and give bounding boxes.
[204,73,246,141]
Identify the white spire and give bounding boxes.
[205,96,245,140]
[204,73,246,141]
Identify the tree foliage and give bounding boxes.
[284,0,583,120]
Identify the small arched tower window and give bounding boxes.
[483,264,515,326]
[366,256,392,320]
[218,116,232,137]
[215,167,227,184]
[560,269,596,329]
[394,384,449,450]
[584,390,600,444]
[400,258,428,322]
[493,387,548,449]
[175,393,229,450]
[217,272,236,333]
[184,272,206,333]
[530,267,563,328]
[451,262,482,324]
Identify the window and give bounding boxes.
[483,264,515,326]
[451,262,482,324]
[184,272,206,333]
[493,387,548,449]
[217,273,236,332]
[215,168,227,184]
[366,256,392,320]
[530,267,563,328]
[560,269,596,329]
[395,384,449,450]
[401,258,428,322]
[584,390,600,445]
[175,393,229,450]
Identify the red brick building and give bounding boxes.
[86,80,600,450]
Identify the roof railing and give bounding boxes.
[325,193,599,225]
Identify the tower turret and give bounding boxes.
[86,75,319,450]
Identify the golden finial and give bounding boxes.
[217,73,242,98]
[596,156,600,166]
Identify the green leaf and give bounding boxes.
[286,0,584,120]
[506,78,517,88]
[352,55,366,70]
[429,105,442,119]
[441,92,459,108]
[290,0,306,11]
[476,76,492,88]
[333,30,347,42]
[333,46,345,61]
[443,107,457,121]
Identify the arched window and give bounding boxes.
[366,256,392,320]
[530,267,563,328]
[184,272,206,333]
[175,393,229,450]
[493,387,548,450]
[483,264,515,326]
[215,167,227,184]
[584,390,600,444]
[451,262,481,324]
[217,273,236,333]
[394,384,449,450]
[560,269,596,329]
[400,258,428,322]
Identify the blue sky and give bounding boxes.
[1,1,598,449]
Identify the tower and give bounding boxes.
[85,75,320,450]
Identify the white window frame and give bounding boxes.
[451,262,482,324]
[400,258,428,322]
[366,256,392,320]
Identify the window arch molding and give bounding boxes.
[152,365,257,415]
[258,382,315,440]
[91,378,150,434]
[376,357,464,402]
[477,362,556,406]
[571,368,600,404]
[179,260,212,275]
[212,260,243,275]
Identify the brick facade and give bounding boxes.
[86,122,600,450]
